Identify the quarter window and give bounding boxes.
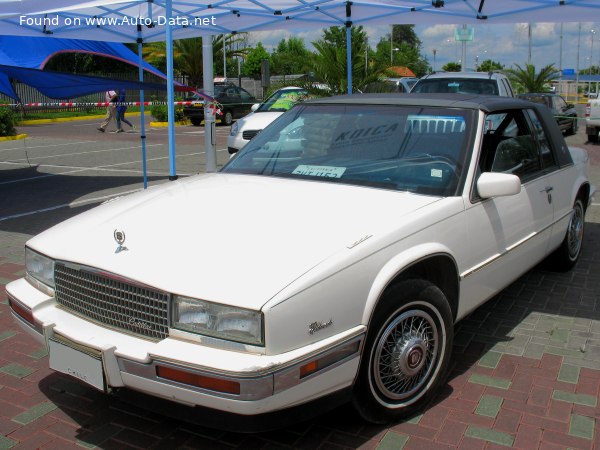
[526,109,556,170]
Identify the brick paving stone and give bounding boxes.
[492,408,521,434]
[558,363,580,383]
[477,351,502,369]
[417,405,448,430]
[435,420,466,447]
[0,435,17,450]
[542,429,594,450]
[468,374,511,390]
[12,401,57,425]
[569,414,595,440]
[464,425,514,447]
[546,399,574,423]
[513,424,542,450]
[527,385,552,408]
[552,389,598,407]
[403,435,453,450]
[375,431,408,450]
[474,395,503,418]
[0,363,34,379]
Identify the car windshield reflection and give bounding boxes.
[222,104,474,196]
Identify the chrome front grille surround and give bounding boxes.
[54,263,170,340]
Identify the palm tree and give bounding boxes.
[312,26,385,94]
[504,63,560,94]
[142,35,250,88]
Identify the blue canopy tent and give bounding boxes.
[0,35,169,99]
[0,63,190,99]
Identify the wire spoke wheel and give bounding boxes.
[567,201,584,260]
[373,309,438,401]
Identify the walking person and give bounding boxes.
[115,89,136,133]
[97,89,118,132]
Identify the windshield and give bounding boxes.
[222,104,474,196]
[412,78,499,95]
[256,89,309,112]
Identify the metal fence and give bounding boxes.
[0,73,308,116]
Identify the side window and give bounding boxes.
[239,89,253,101]
[526,109,557,170]
[480,110,541,180]
[554,96,566,111]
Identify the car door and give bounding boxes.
[459,109,556,315]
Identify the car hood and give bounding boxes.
[29,174,442,310]
[238,111,285,130]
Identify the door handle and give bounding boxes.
[540,186,553,204]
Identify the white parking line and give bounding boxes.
[0,147,227,185]
[0,188,144,222]
[7,143,164,162]
[0,140,97,153]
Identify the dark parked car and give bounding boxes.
[183,84,257,126]
[517,93,578,136]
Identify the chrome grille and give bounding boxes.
[242,129,261,140]
[54,263,169,340]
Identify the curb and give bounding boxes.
[149,120,190,127]
[16,111,145,126]
[0,133,27,141]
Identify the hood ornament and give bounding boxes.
[114,229,128,253]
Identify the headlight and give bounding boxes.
[229,122,239,136]
[25,247,55,288]
[173,295,263,346]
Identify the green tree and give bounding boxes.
[477,59,504,72]
[312,26,383,94]
[504,63,560,93]
[441,62,461,72]
[391,25,421,49]
[271,37,313,76]
[243,42,271,79]
[372,25,428,76]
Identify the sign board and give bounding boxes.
[562,69,575,76]
[455,27,474,42]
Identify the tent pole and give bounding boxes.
[165,0,177,180]
[346,2,352,95]
[137,25,148,189]
[203,36,217,172]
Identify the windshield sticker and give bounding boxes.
[293,165,346,178]
[431,168,443,178]
[448,82,460,87]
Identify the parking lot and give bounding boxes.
[0,114,599,449]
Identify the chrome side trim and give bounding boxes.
[460,211,571,280]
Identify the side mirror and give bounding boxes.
[477,172,521,199]
[566,103,574,109]
[251,103,260,112]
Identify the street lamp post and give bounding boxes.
[591,30,596,74]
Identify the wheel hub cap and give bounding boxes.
[393,337,427,376]
[373,309,439,401]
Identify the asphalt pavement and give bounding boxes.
[0,114,599,449]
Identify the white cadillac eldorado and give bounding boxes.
[6,94,594,425]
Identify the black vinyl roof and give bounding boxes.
[307,93,535,113]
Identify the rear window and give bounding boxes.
[412,78,499,95]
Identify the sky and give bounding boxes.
[247,21,600,73]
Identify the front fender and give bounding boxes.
[361,243,456,325]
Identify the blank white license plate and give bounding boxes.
[48,339,105,392]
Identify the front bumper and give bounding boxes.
[6,277,363,416]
